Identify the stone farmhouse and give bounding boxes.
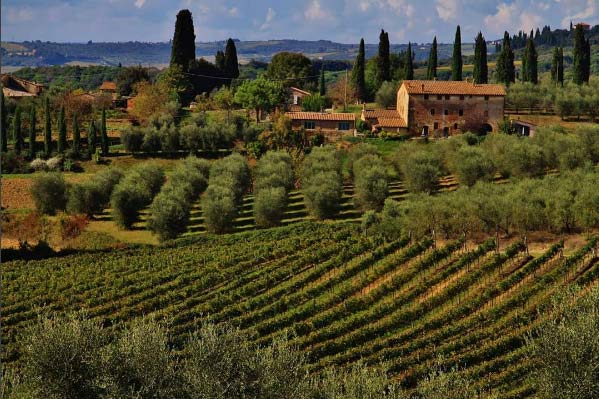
[362,80,506,136]
[1,74,45,99]
[285,111,356,141]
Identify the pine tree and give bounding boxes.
[473,32,488,83]
[404,42,414,80]
[57,106,67,154]
[224,38,240,79]
[426,37,438,80]
[496,31,515,85]
[101,109,109,156]
[452,25,463,81]
[72,114,80,157]
[13,107,22,155]
[319,65,326,96]
[1,92,7,153]
[558,47,564,87]
[44,98,52,157]
[378,29,390,83]
[352,38,366,102]
[28,106,36,159]
[170,9,196,71]
[88,120,96,158]
[573,24,590,85]
[551,47,559,83]
[215,51,225,71]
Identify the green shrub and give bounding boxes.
[254,186,287,228]
[148,188,192,241]
[254,150,294,191]
[111,183,151,229]
[353,154,388,211]
[30,172,68,215]
[202,184,238,234]
[449,146,495,187]
[141,128,162,152]
[120,128,144,153]
[303,171,343,220]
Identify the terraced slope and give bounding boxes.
[3,222,598,398]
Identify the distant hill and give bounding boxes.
[0,39,469,69]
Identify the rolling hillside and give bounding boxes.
[3,219,598,397]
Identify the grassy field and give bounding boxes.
[3,220,598,398]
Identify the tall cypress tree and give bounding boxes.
[525,38,538,84]
[573,24,590,85]
[44,98,52,157]
[170,9,196,71]
[57,106,66,154]
[404,42,414,80]
[352,38,366,102]
[558,47,564,87]
[378,29,390,83]
[101,109,109,156]
[319,65,326,96]
[28,106,36,159]
[496,31,515,85]
[427,37,438,80]
[452,25,463,81]
[583,35,591,83]
[1,92,7,153]
[473,32,488,83]
[551,47,559,83]
[224,38,239,79]
[88,120,96,158]
[13,107,22,155]
[72,114,80,157]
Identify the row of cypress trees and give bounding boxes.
[0,94,109,159]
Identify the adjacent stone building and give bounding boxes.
[1,74,45,99]
[285,111,355,141]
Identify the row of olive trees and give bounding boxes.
[110,163,165,229]
[253,151,295,228]
[202,153,250,233]
[148,157,210,241]
[364,170,599,241]
[393,126,599,192]
[302,147,344,220]
[350,144,389,211]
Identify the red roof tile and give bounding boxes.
[100,81,117,91]
[285,112,355,121]
[401,80,506,96]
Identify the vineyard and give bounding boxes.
[3,221,598,398]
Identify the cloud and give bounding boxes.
[436,0,459,22]
[228,7,239,17]
[134,0,146,8]
[520,11,543,33]
[260,7,276,30]
[561,0,596,27]
[484,2,517,34]
[304,0,331,21]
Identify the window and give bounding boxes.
[443,127,449,137]
[434,122,439,129]
[445,95,450,100]
[484,96,489,101]
[338,122,351,130]
[444,109,449,115]
[422,126,429,136]
[430,108,435,116]
[424,94,429,100]
[459,95,465,100]
[459,109,464,116]
[454,123,458,129]
[304,121,316,129]
[437,95,442,100]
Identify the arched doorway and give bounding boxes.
[481,123,493,135]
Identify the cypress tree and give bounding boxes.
[88,120,96,158]
[551,47,559,83]
[170,9,196,71]
[526,38,538,84]
[452,25,463,81]
[378,29,390,83]
[1,92,7,152]
[404,42,414,80]
[28,106,36,159]
[352,38,366,102]
[57,106,67,154]
[426,37,438,80]
[215,51,225,71]
[558,47,564,87]
[13,107,22,155]
[583,35,591,83]
[101,109,109,156]
[72,114,80,157]
[224,38,240,79]
[319,65,326,96]
[496,31,515,85]
[44,97,52,157]
[573,24,589,85]
[473,32,488,83]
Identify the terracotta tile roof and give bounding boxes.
[285,112,355,121]
[376,116,407,128]
[362,109,402,119]
[100,81,117,91]
[401,80,506,96]
[361,109,407,128]
[289,87,311,96]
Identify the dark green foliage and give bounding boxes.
[30,172,68,215]
[215,50,225,71]
[253,187,288,228]
[448,146,495,187]
[302,147,343,220]
[28,106,36,159]
[452,26,462,81]
[550,47,566,86]
[265,52,313,89]
[87,120,96,158]
[44,97,52,157]
[13,107,22,155]
[224,38,240,80]
[72,114,80,157]
[394,146,443,193]
[573,24,591,85]
[353,153,388,211]
[116,65,150,96]
[234,78,287,123]
[100,109,109,156]
[558,47,564,86]
[57,106,67,154]
[496,31,515,85]
[404,42,414,80]
[179,121,236,152]
[473,32,488,84]
[67,167,124,216]
[1,91,7,152]
[522,37,538,84]
[302,93,327,112]
[253,151,294,228]
[426,37,438,80]
[375,81,398,109]
[377,30,391,83]
[170,9,196,71]
[120,127,145,153]
[352,38,366,102]
[551,47,559,84]
[319,65,326,96]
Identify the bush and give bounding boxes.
[254,151,294,191]
[179,122,236,152]
[30,158,48,172]
[148,189,191,241]
[208,153,250,202]
[254,186,287,228]
[449,146,495,187]
[303,171,343,220]
[397,150,441,193]
[353,154,388,211]
[30,172,68,215]
[46,156,63,171]
[375,81,398,108]
[120,128,144,153]
[2,151,30,174]
[141,128,162,152]
[202,184,238,234]
[66,183,97,216]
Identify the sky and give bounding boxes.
[2,0,598,44]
